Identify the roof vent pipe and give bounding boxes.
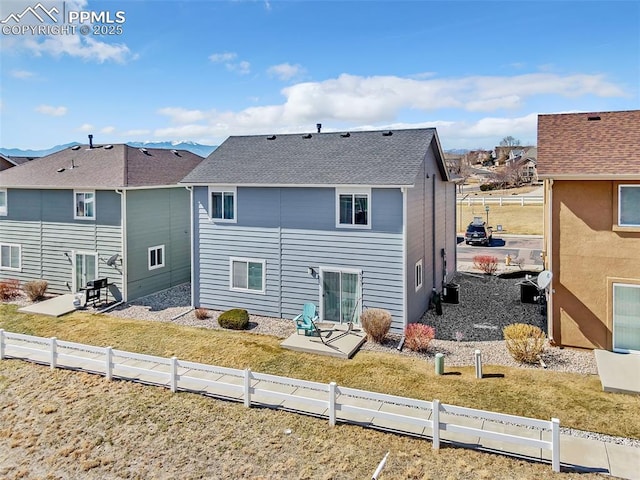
[316,123,322,133]
[88,134,94,148]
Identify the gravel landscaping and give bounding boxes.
[104,273,597,376]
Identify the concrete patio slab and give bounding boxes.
[594,349,640,394]
[280,324,366,359]
[18,294,78,317]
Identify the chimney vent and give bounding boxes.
[587,116,601,121]
[88,134,94,148]
[316,123,322,133]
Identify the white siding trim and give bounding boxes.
[402,187,408,329]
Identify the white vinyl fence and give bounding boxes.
[457,196,543,206]
[0,329,560,473]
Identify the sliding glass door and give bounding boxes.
[613,283,640,353]
[320,268,361,324]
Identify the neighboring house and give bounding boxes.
[505,147,538,184]
[537,110,640,353]
[181,128,458,334]
[0,154,36,171]
[0,141,203,302]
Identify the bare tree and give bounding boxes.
[499,136,521,147]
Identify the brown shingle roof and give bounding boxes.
[537,110,640,178]
[0,144,203,188]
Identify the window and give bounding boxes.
[336,188,370,228]
[0,243,21,271]
[210,187,236,222]
[148,245,165,270]
[415,259,423,291]
[74,190,95,220]
[618,185,640,227]
[0,189,6,216]
[613,283,640,353]
[230,257,265,293]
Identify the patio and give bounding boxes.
[281,322,367,359]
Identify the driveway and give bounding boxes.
[457,235,544,271]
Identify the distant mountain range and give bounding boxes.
[0,141,217,158]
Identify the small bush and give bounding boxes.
[503,323,546,364]
[24,280,48,302]
[473,255,499,275]
[218,308,249,330]
[0,279,21,301]
[404,323,435,352]
[194,308,209,320]
[360,308,392,343]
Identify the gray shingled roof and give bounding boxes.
[181,128,448,186]
[0,144,203,188]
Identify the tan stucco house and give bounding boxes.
[537,110,640,353]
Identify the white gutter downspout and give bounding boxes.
[185,185,195,308]
[398,187,408,350]
[115,189,127,302]
[546,179,554,344]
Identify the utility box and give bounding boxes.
[442,283,460,304]
[519,283,538,304]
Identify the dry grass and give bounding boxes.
[458,204,543,235]
[1,304,639,442]
[0,360,606,480]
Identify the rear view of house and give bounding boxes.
[0,141,203,302]
[538,110,640,352]
[181,128,457,333]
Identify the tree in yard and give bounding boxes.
[500,136,521,147]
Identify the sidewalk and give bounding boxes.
[2,335,639,479]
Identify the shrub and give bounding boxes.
[404,323,435,352]
[503,323,546,364]
[218,308,249,330]
[194,308,209,320]
[360,308,392,343]
[473,255,499,275]
[24,280,48,302]
[0,279,21,301]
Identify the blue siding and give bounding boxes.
[193,185,405,332]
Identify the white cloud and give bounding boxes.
[151,72,626,148]
[100,126,116,134]
[35,104,67,116]
[10,69,35,79]
[267,63,305,81]
[78,123,94,132]
[22,32,134,64]
[123,129,151,137]
[209,52,250,75]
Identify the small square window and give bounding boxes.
[0,189,7,216]
[74,191,95,220]
[336,188,371,228]
[210,187,236,222]
[415,259,423,291]
[0,243,21,271]
[230,257,265,293]
[148,245,165,270]
[618,185,640,227]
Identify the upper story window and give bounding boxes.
[210,187,236,223]
[148,245,165,270]
[0,189,6,216]
[336,187,371,228]
[74,190,95,220]
[618,185,640,227]
[0,243,21,271]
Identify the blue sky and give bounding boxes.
[1,0,638,150]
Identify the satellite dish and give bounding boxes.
[537,270,553,290]
[106,253,120,267]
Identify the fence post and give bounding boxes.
[170,356,178,393]
[329,382,337,426]
[105,346,113,380]
[244,368,252,408]
[50,337,57,370]
[0,329,4,360]
[521,196,524,206]
[551,417,560,472]
[499,197,503,206]
[432,399,440,450]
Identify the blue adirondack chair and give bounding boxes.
[294,303,323,339]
